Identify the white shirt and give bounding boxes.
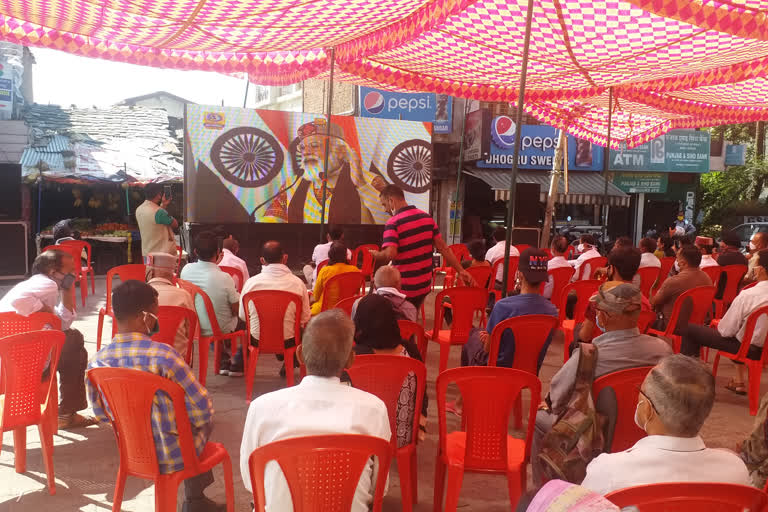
[239,264,311,340]
[240,376,391,511]
[485,241,519,282]
[639,252,662,269]
[0,274,75,329]
[310,242,353,287]
[700,254,719,269]
[718,280,768,345]
[581,435,750,495]
[570,246,601,281]
[218,248,249,289]
[149,277,195,356]
[543,255,571,299]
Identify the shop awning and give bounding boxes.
[465,170,630,207]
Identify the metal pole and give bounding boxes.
[242,77,250,108]
[541,130,566,248]
[319,47,336,242]
[601,87,613,252]
[451,99,471,244]
[501,0,535,296]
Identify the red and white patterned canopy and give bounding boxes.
[4,0,768,147]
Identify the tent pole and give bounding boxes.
[319,47,336,242]
[242,77,250,108]
[501,0,535,296]
[451,99,471,244]
[602,87,613,251]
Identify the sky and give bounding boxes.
[31,48,258,108]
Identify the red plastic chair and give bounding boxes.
[638,310,656,333]
[347,355,426,512]
[435,367,541,511]
[352,245,376,279]
[712,305,768,415]
[605,482,768,511]
[248,434,392,512]
[432,244,470,290]
[443,266,492,321]
[219,265,244,293]
[648,285,717,353]
[426,286,488,374]
[334,294,363,317]
[701,265,722,287]
[316,258,329,276]
[242,290,303,400]
[652,256,676,296]
[592,366,654,453]
[0,330,65,495]
[177,279,246,387]
[60,239,95,294]
[558,280,602,363]
[152,305,198,364]
[488,256,520,303]
[319,271,366,312]
[576,256,607,281]
[541,248,553,258]
[399,319,427,360]
[636,266,661,298]
[514,244,531,254]
[714,264,749,319]
[547,266,575,304]
[43,244,87,308]
[488,315,558,429]
[97,264,147,350]
[87,367,235,512]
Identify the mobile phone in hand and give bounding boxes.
[163,185,172,201]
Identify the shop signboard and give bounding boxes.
[360,86,453,133]
[609,130,710,173]
[725,144,747,166]
[613,172,668,193]
[476,119,603,171]
[0,77,12,117]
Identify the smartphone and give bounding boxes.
[163,185,172,201]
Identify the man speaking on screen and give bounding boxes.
[264,120,382,224]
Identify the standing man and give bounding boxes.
[371,185,473,310]
[746,232,768,282]
[136,183,178,258]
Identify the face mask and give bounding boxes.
[750,242,757,251]
[577,243,585,253]
[52,271,76,290]
[634,400,649,432]
[596,312,606,333]
[143,311,160,336]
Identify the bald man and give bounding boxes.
[351,265,417,322]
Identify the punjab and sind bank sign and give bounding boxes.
[609,130,710,173]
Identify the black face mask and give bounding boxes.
[51,271,76,290]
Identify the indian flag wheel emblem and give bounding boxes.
[387,140,433,194]
[211,127,284,187]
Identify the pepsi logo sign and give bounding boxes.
[363,91,385,115]
[491,116,517,149]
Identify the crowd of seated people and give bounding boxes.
[7,217,768,511]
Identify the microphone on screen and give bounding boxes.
[249,168,305,221]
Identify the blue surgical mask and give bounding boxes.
[596,311,606,333]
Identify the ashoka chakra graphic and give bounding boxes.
[387,140,432,194]
[210,127,284,187]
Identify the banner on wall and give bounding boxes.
[475,118,604,171]
[360,87,453,134]
[185,105,433,224]
[609,130,710,173]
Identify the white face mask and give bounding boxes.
[634,400,649,432]
[750,241,757,251]
[577,243,585,253]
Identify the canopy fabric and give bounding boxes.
[464,169,631,207]
[5,0,768,147]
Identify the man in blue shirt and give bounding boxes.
[462,248,558,371]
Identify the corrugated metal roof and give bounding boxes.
[465,169,630,207]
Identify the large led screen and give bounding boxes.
[185,105,433,224]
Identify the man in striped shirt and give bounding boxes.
[371,185,472,309]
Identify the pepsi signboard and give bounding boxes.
[476,118,603,171]
[360,87,452,134]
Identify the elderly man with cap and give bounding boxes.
[581,354,749,495]
[146,252,195,356]
[696,236,719,269]
[746,231,768,283]
[532,282,672,484]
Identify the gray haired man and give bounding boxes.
[581,354,750,494]
[351,265,417,322]
[532,282,673,484]
[239,310,391,511]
